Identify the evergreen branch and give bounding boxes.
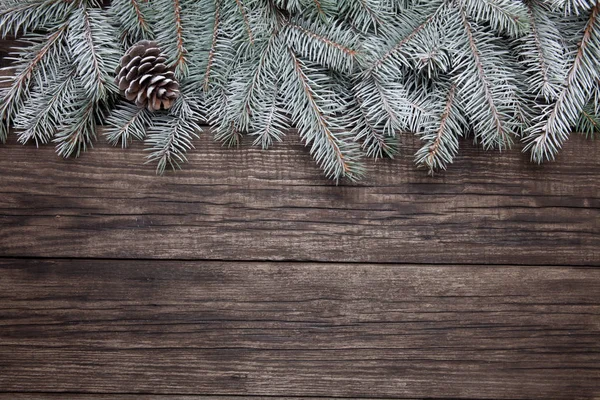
[455,6,518,149]
[145,113,200,174]
[312,0,325,16]
[110,0,154,44]
[250,83,289,149]
[282,48,363,181]
[415,82,466,173]
[155,0,189,78]
[553,0,597,15]
[2,0,600,179]
[363,3,442,77]
[68,6,119,101]
[0,121,7,143]
[460,11,506,145]
[423,84,457,169]
[283,18,358,73]
[181,0,218,92]
[352,93,398,158]
[14,68,76,145]
[173,0,186,71]
[235,34,282,132]
[339,0,393,34]
[307,0,337,18]
[214,120,243,147]
[53,94,97,157]
[524,3,600,162]
[105,102,153,147]
[519,1,567,101]
[203,0,221,91]
[273,0,301,13]
[235,0,254,44]
[130,0,151,32]
[0,24,68,142]
[287,23,356,57]
[0,0,73,38]
[577,103,600,138]
[459,0,529,37]
[170,81,205,121]
[352,73,411,146]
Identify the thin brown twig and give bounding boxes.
[459,7,508,147]
[203,0,220,91]
[235,0,254,44]
[287,48,349,172]
[427,83,457,166]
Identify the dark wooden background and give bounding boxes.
[1,41,600,400]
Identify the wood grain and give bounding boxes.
[0,132,598,264]
[1,37,600,400]
[0,396,360,400]
[1,259,599,399]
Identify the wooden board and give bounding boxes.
[1,37,599,400]
[0,133,599,264]
[1,259,599,399]
[0,396,352,400]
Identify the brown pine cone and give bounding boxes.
[115,40,179,112]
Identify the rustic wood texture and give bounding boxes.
[0,397,350,400]
[1,259,599,399]
[0,133,599,264]
[2,37,600,399]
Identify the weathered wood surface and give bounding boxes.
[1,259,599,399]
[0,396,348,400]
[2,37,600,399]
[0,133,599,264]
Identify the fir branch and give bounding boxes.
[105,102,153,147]
[283,18,358,73]
[68,6,119,101]
[177,0,217,94]
[459,0,529,37]
[455,6,519,150]
[352,93,398,158]
[518,1,567,101]
[524,3,600,162]
[553,0,597,15]
[250,83,290,149]
[0,121,7,143]
[353,74,409,138]
[203,0,221,91]
[415,82,466,173]
[154,0,189,78]
[146,113,200,174]
[362,2,443,78]
[235,0,254,44]
[235,34,282,132]
[0,0,74,38]
[577,103,600,138]
[2,0,600,179]
[274,0,301,13]
[299,0,337,19]
[173,0,186,71]
[0,24,68,142]
[282,48,363,181]
[338,0,393,34]
[53,94,97,157]
[214,120,243,146]
[14,68,76,145]
[110,0,154,44]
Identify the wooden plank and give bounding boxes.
[1,259,599,399]
[0,131,599,264]
[0,396,355,400]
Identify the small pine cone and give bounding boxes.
[115,40,179,112]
